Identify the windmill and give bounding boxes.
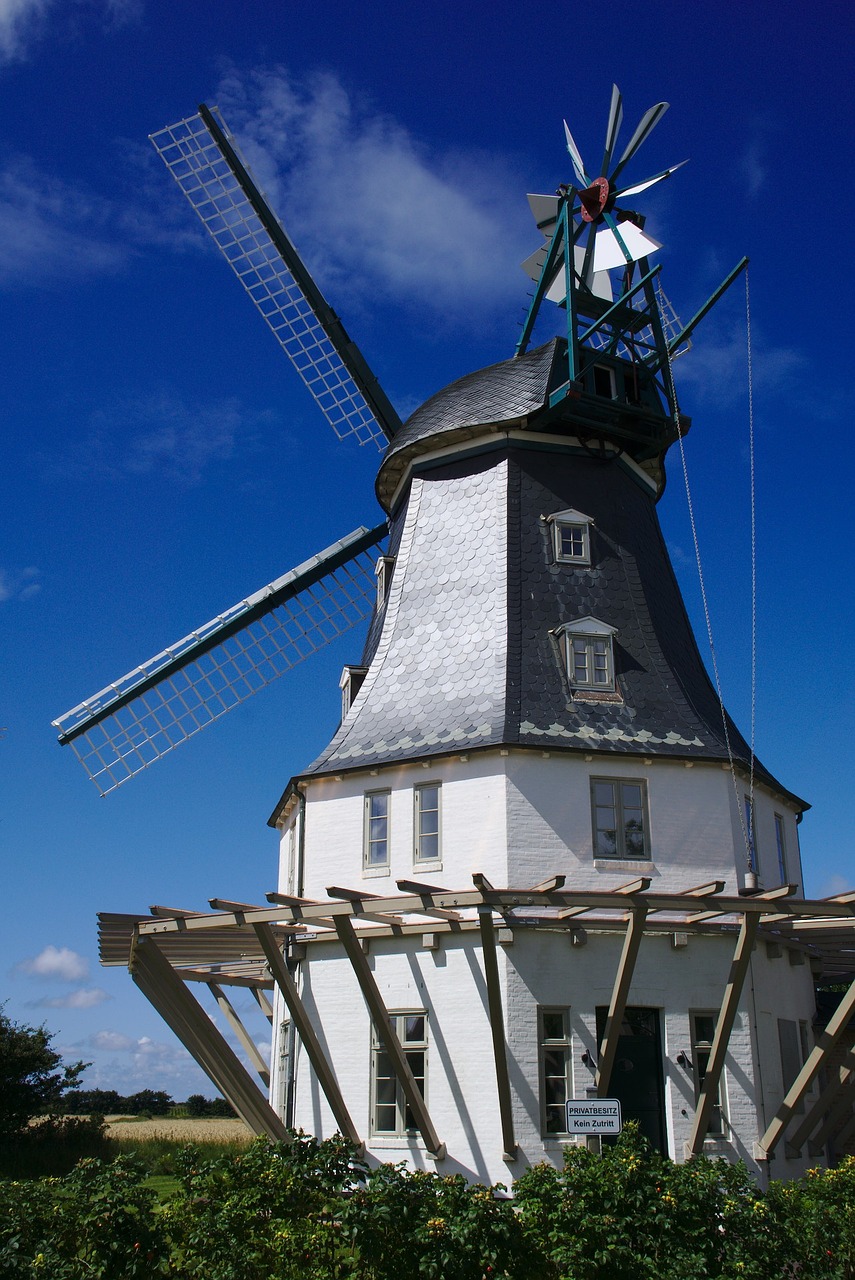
[63,89,855,1180]
[52,89,742,794]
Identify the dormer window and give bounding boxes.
[545,508,593,565]
[340,665,368,719]
[375,556,395,609]
[556,616,617,692]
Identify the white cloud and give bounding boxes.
[0,0,48,62]
[19,944,89,981]
[91,1029,134,1051]
[37,986,111,1009]
[0,158,126,286]
[47,394,270,486]
[0,564,41,603]
[214,66,531,322]
[0,0,142,64]
[674,317,805,413]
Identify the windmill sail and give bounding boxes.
[53,525,386,794]
[150,106,401,449]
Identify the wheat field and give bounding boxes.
[105,1116,252,1142]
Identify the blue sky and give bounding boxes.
[1,0,853,1096]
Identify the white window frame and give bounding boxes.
[545,508,593,565]
[591,777,650,860]
[375,555,395,609]
[340,665,368,720]
[371,1011,428,1137]
[690,1011,728,1139]
[414,782,441,865]
[592,363,617,399]
[363,790,390,870]
[556,616,617,692]
[539,1007,572,1136]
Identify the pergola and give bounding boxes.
[100,875,855,1163]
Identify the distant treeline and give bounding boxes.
[62,1089,235,1117]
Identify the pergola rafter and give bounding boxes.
[101,874,855,1156]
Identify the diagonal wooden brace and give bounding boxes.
[333,915,444,1157]
[478,907,516,1159]
[688,913,759,1155]
[130,935,288,1141]
[253,922,361,1147]
[596,906,648,1096]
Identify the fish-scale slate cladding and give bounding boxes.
[303,344,795,801]
[306,456,509,773]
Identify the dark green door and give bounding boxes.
[596,1006,666,1153]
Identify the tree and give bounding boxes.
[0,1006,87,1140]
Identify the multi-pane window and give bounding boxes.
[414,783,441,863]
[372,1013,427,1135]
[364,791,390,869]
[547,509,592,565]
[591,778,649,859]
[690,1013,727,1138]
[540,1008,572,1135]
[774,814,788,883]
[557,617,616,692]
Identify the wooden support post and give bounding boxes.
[687,912,759,1156]
[787,1048,855,1153]
[253,922,361,1147]
[208,982,270,1086]
[761,977,855,1156]
[333,915,444,1157]
[807,1080,855,1157]
[595,906,648,1096]
[130,936,289,1141]
[478,907,516,1160]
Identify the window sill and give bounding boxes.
[369,1136,426,1149]
[594,859,655,873]
[363,866,391,879]
[413,860,442,873]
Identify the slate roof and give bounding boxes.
[302,438,801,807]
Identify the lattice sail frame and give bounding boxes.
[54,526,385,794]
[150,108,399,450]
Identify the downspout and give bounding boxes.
[283,783,307,1128]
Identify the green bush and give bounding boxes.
[0,1155,169,1279]
[514,1125,789,1279]
[0,1114,110,1179]
[161,1134,360,1279]
[2,1128,855,1278]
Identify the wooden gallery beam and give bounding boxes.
[252,922,361,1148]
[477,906,516,1160]
[208,981,270,1086]
[687,911,759,1157]
[130,935,288,1141]
[595,904,648,1096]
[333,914,445,1158]
[786,1047,855,1155]
[761,977,855,1156]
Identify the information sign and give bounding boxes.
[565,1098,622,1135]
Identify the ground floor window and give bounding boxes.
[690,1012,727,1138]
[540,1008,572,1135]
[371,1012,427,1135]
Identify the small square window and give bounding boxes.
[364,791,390,869]
[591,777,650,859]
[546,508,593,565]
[414,783,441,863]
[556,617,617,693]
